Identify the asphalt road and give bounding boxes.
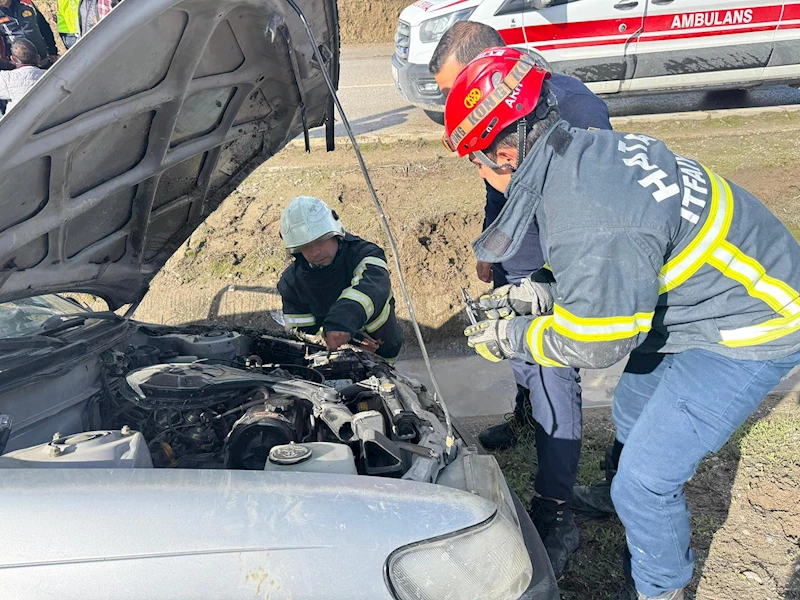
[314,43,800,139]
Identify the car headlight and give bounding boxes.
[386,512,532,600]
[419,8,476,44]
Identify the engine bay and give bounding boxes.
[0,327,452,483]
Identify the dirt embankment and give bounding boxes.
[339,0,410,43]
[36,0,408,45]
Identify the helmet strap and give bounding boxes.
[516,118,528,169]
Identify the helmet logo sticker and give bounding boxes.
[464,88,482,109]
[449,59,533,149]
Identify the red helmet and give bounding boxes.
[443,47,551,160]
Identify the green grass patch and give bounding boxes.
[487,398,799,599]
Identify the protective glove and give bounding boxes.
[464,319,515,362]
[478,277,553,320]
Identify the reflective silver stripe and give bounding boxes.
[365,293,393,333]
[552,306,653,342]
[339,288,375,319]
[659,168,732,294]
[719,313,800,347]
[526,315,564,368]
[351,257,389,286]
[283,313,316,327]
[710,242,800,318]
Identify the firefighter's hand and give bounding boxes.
[478,278,552,320]
[476,260,493,284]
[356,332,380,352]
[464,319,514,363]
[324,330,351,350]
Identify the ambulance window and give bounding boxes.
[495,0,575,15]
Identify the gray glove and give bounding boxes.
[478,277,553,320]
[464,319,515,362]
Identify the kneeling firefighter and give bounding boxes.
[443,47,800,600]
[277,196,404,361]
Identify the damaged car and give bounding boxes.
[0,0,558,598]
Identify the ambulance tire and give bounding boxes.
[424,110,445,125]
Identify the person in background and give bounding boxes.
[0,37,44,115]
[79,0,117,36]
[0,0,59,70]
[57,0,80,49]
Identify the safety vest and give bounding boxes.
[57,0,80,35]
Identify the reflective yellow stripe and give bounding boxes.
[526,316,566,368]
[552,305,653,342]
[709,241,800,318]
[351,257,389,286]
[659,168,733,294]
[284,313,316,327]
[719,313,800,348]
[365,293,393,333]
[339,288,375,319]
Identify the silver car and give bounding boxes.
[0,0,557,598]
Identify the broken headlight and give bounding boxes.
[386,512,532,600]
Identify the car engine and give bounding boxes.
[0,327,450,483]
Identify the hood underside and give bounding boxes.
[0,0,338,308]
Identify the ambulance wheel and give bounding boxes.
[424,110,445,125]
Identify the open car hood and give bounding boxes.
[0,0,338,308]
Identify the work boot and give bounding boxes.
[478,385,532,450]
[529,496,580,578]
[571,445,618,518]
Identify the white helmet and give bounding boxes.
[280,196,345,251]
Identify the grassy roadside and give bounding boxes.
[463,393,800,599]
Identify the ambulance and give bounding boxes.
[391,0,800,116]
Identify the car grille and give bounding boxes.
[395,20,410,62]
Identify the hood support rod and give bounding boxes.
[282,0,456,460]
[273,19,311,152]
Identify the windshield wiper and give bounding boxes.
[37,311,125,335]
[0,334,68,350]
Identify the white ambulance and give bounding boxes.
[391,0,800,116]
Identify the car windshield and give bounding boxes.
[0,295,87,339]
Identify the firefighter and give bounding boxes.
[444,47,800,600]
[277,196,404,361]
[429,20,613,576]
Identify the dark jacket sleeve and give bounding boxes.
[277,268,319,334]
[323,243,392,336]
[34,5,58,56]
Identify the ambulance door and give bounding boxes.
[487,0,645,94]
[628,0,780,92]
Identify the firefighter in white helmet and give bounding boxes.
[277,196,403,360]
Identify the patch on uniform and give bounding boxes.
[0,17,9,23]
[21,10,33,17]
[547,127,573,156]
[483,230,512,258]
